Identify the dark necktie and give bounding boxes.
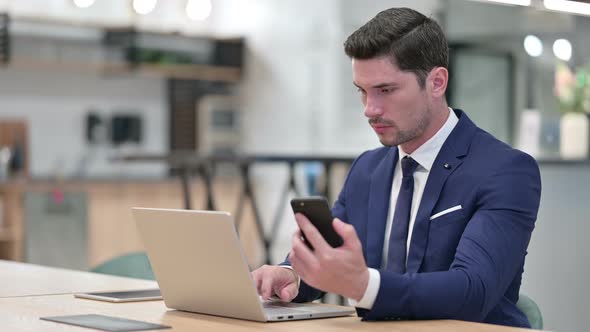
[386,156,419,273]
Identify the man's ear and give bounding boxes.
[429,67,448,98]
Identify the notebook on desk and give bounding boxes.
[132,207,355,322]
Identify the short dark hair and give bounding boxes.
[344,7,448,88]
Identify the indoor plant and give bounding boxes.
[555,62,590,159]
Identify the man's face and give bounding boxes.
[352,56,432,148]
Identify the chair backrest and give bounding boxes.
[516,293,543,329]
[91,252,155,280]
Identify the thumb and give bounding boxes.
[333,218,360,247]
[278,282,299,302]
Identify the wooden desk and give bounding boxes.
[0,260,157,297]
[0,294,542,332]
[0,261,545,332]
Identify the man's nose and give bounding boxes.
[364,97,382,118]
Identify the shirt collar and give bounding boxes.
[399,107,458,172]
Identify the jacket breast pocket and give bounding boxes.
[424,208,469,270]
[429,208,466,229]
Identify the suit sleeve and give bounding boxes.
[281,152,368,303]
[363,152,541,321]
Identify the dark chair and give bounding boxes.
[91,252,155,280]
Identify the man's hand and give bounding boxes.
[290,214,369,301]
[251,265,299,302]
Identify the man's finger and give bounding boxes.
[278,282,298,302]
[290,232,317,279]
[259,272,274,300]
[252,271,263,294]
[291,230,318,266]
[332,218,361,248]
[294,213,331,252]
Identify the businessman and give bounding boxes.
[252,7,541,328]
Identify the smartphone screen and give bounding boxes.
[290,197,343,249]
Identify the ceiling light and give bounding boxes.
[482,0,531,6]
[73,0,95,8]
[524,35,543,57]
[186,0,212,21]
[553,39,573,61]
[133,0,158,15]
[544,0,590,16]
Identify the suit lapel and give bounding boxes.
[365,148,397,269]
[406,109,477,273]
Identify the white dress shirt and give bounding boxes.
[350,107,458,309]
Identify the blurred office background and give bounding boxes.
[0,0,589,331]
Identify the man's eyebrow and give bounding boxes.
[353,82,399,89]
[372,82,399,89]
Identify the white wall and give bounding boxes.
[210,0,346,154]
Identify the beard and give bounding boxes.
[370,105,432,147]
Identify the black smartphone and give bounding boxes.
[290,197,343,249]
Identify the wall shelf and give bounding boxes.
[136,63,241,82]
[1,14,245,82]
[8,57,129,75]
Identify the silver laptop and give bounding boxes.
[132,207,355,322]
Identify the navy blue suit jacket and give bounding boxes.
[289,110,541,328]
